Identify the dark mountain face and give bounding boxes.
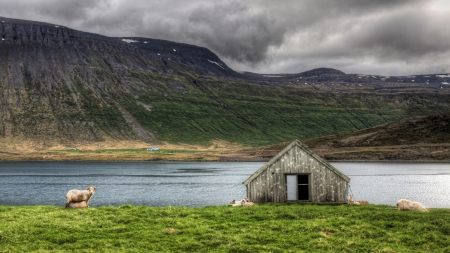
[1,17,449,150]
[0,17,137,53]
[122,37,237,76]
[0,17,234,75]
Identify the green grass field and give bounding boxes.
[1,204,449,252]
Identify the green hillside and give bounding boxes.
[121,70,449,146]
[302,113,450,161]
[305,113,450,148]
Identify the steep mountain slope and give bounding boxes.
[1,17,450,152]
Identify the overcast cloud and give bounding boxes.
[1,0,449,75]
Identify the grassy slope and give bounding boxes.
[305,113,450,147]
[1,204,450,252]
[119,68,450,147]
[303,113,450,161]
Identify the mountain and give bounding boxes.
[302,113,450,161]
[1,17,450,153]
[307,113,450,147]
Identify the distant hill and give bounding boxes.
[1,16,450,154]
[306,113,450,147]
[303,113,450,161]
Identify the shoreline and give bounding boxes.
[1,152,450,163]
[2,143,450,163]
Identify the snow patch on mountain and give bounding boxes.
[208,60,225,69]
[122,38,139,43]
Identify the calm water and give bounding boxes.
[0,161,449,208]
[0,162,260,207]
[333,162,450,208]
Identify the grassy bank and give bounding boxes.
[1,204,450,252]
[0,145,267,162]
[2,145,450,162]
[0,148,224,162]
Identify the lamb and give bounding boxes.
[396,199,428,212]
[65,186,97,208]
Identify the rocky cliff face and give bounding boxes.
[0,17,449,151]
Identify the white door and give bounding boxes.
[286,175,297,200]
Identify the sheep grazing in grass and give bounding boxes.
[65,186,97,208]
[397,199,428,212]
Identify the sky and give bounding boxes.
[1,0,449,76]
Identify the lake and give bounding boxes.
[0,161,449,208]
[333,162,450,208]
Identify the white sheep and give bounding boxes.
[348,194,357,205]
[230,199,243,207]
[396,199,428,212]
[230,197,254,207]
[241,197,254,206]
[347,194,369,205]
[65,186,97,208]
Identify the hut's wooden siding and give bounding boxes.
[246,143,349,203]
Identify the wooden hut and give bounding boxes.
[243,140,350,203]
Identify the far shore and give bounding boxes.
[2,140,450,162]
[1,149,450,163]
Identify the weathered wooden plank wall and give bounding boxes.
[246,143,349,203]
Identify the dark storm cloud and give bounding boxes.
[182,2,287,65]
[32,0,106,22]
[0,0,449,75]
[349,10,450,58]
[0,0,106,24]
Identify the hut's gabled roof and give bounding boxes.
[243,140,350,185]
